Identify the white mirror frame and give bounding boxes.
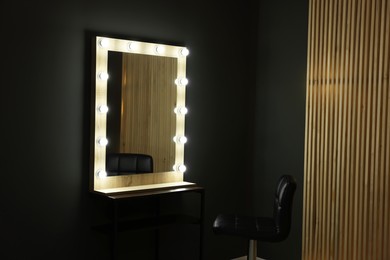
[91,35,189,193]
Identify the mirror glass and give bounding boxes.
[91,36,189,191]
[106,51,177,172]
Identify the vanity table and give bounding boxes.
[91,182,205,260]
[89,34,202,259]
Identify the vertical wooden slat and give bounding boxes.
[303,0,315,256]
[357,0,367,258]
[319,0,326,255]
[382,3,390,259]
[344,0,355,257]
[329,1,338,258]
[313,0,320,257]
[352,0,362,259]
[302,0,314,255]
[374,1,382,258]
[303,0,390,259]
[349,0,359,258]
[324,0,333,257]
[366,0,376,257]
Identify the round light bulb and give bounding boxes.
[173,164,186,173]
[175,78,188,86]
[98,72,109,80]
[97,137,108,146]
[174,107,188,115]
[97,170,107,178]
[178,164,187,173]
[180,47,189,56]
[98,105,109,113]
[128,42,136,51]
[99,38,109,48]
[155,45,165,54]
[173,136,187,144]
[179,136,187,143]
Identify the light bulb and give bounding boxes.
[175,78,188,86]
[180,47,189,56]
[128,42,136,51]
[98,38,109,48]
[98,105,109,113]
[98,72,109,80]
[178,164,187,173]
[179,136,187,143]
[173,136,187,144]
[97,170,107,178]
[155,45,165,54]
[174,107,188,115]
[97,137,108,146]
[173,164,186,172]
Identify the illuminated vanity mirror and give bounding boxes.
[91,35,192,193]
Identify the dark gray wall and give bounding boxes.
[1,0,307,259]
[253,0,308,259]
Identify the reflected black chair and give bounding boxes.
[106,153,153,176]
[212,175,297,260]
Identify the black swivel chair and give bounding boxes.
[212,175,297,260]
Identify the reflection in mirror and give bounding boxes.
[106,52,177,173]
[91,35,189,192]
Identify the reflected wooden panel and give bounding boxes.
[120,53,177,172]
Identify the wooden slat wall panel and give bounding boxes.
[302,0,390,259]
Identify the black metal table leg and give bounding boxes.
[155,197,160,260]
[199,189,205,260]
[111,200,118,260]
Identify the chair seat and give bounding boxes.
[213,214,280,242]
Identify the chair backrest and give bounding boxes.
[106,153,153,176]
[273,175,297,241]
